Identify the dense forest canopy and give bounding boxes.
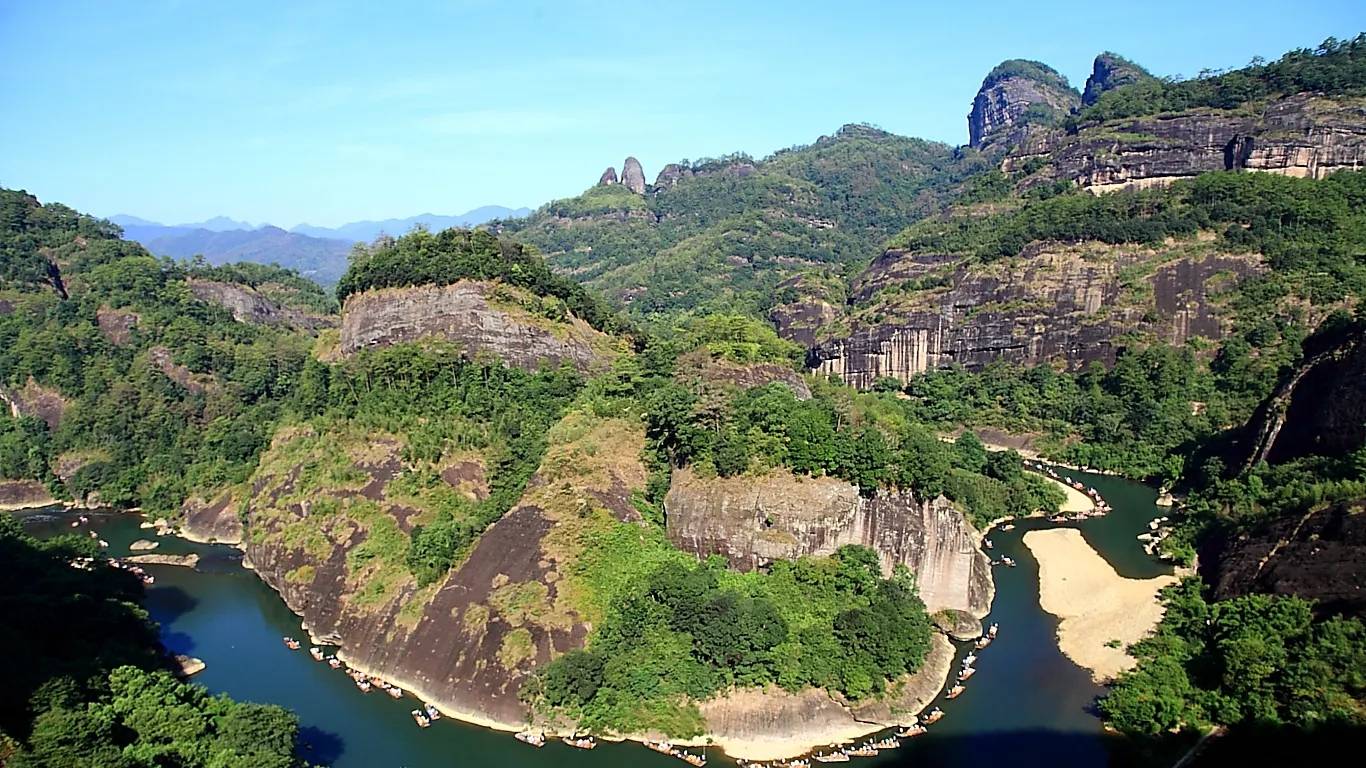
[1075,34,1366,124]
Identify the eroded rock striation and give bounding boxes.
[1011,94,1366,191]
[665,468,993,621]
[338,281,617,373]
[187,279,335,332]
[621,156,647,194]
[968,60,1080,150]
[807,242,1261,389]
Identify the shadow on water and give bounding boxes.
[298,724,347,765]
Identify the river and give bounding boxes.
[15,468,1171,768]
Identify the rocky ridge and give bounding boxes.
[664,467,994,624]
[337,281,618,373]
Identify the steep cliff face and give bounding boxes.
[1234,327,1366,470]
[0,479,56,511]
[1011,94,1366,191]
[621,156,647,194]
[806,240,1261,388]
[674,350,813,400]
[241,414,649,726]
[968,60,1081,150]
[186,278,335,332]
[1081,53,1154,106]
[664,468,993,621]
[338,281,618,373]
[1204,500,1366,620]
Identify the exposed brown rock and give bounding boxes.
[0,378,69,430]
[621,156,647,194]
[808,242,1262,389]
[598,166,618,186]
[1081,53,1154,106]
[338,281,617,374]
[181,491,243,544]
[1205,499,1366,621]
[0,479,56,511]
[186,278,335,332]
[665,468,993,620]
[147,346,214,393]
[1010,94,1366,191]
[968,61,1080,149]
[653,163,692,188]
[96,306,140,346]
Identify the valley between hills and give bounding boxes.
[2,32,1365,768]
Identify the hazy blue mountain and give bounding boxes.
[182,215,255,231]
[134,226,353,285]
[292,205,532,242]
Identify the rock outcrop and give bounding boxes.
[675,351,812,400]
[1204,499,1366,620]
[1011,94,1366,191]
[1081,52,1154,106]
[1234,325,1366,471]
[808,242,1261,389]
[244,415,647,727]
[665,468,993,621]
[0,378,69,429]
[654,163,692,188]
[337,281,617,374]
[96,306,140,346]
[598,166,618,186]
[0,479,56,511]
[968,60,1080,150]
[180,491,243,544]
[621,156,647,194]
[146,346,214,394]
[186,279,334,332]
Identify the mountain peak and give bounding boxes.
[968,58,1081,149]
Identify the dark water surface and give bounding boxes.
[16,468,1169,768]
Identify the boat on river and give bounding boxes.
[410,709,430,728]
[814,751,850,762]
[386,684,403,699]
[958,666,976,681]
[897,724,926,737]
[562,734,596,749]
[946,684,965,699]
[645,740,675,754]
[282,637,301,650]
[672,749,707,766]
[975,634,992,649]
[962,653,977,667]
[514,731,545,747]
[327,656,342,668]
[870,736,900,750]
[424,703,440,720]
[987,622,999,638]
[844,744,878,757]
[309,647,323,661]
[922,707,945,724]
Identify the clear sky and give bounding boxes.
[1,0,1361,228]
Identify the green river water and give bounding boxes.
[16,467,1172,768]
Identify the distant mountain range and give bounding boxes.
[108,205,531,286]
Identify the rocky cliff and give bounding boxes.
[1081,53,1154,106]
[1204,499,1366,620]
[0,479,56,511]
[804,240,1261,388]
[968,60,1081,150]
[187,278,335,332]
[621,156,647,194]
[242,414,647,727]
[664,468,993,622]
[0,378,69,429]
[337,281,618,373]
[1010,94,1366,191]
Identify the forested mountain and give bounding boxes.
[292,206,532,242]
[499,125,980,319]
[2,32,1364,767]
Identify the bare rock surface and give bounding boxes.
[338,281,616,373]
[665,468,993,619]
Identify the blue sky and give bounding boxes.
[1,0,1361,227]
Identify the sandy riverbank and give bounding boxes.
[1023,528,1178,682]
[1045,476,1095,514]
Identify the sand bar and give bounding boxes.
[1023,528,1178,682]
